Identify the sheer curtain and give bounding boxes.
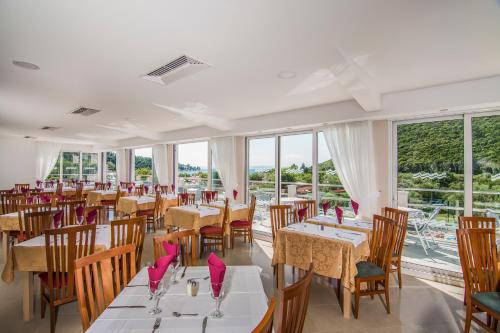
[116,149,129,183]
[323,121,379,218]
[35,142,62,181]
[209,137,237,201]
[152,144,169,185]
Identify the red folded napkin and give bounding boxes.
[321,201,330,215]
[205,191,211,203]
[86,209,97,224]
[351,200,359,215]
[26,196,34,205]
[144,185,149,194]
[208,252,226,297]
[155,254,175,271]
[21,188,29,194]
[53,210,64,228]
[57,195,65,202]
[297,207,308,222]
[147,265,164,292]
[233,189,238,200]
[75,206,84,218]
[40,195,52,204]
[180,193,188,205]
[127,186,133,194]
[106,182,112,190]
[335,206,343,224]
[154,184,159,192]
[162,241,180,258]
[171,184,175,193]
[36,180,42,187]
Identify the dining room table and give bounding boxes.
[43,185,95,196]
[306,215,373,240]
[86,265,268,332]
[203,201,249,234]
[272,222,370,319]
[164,205,222,233]
[116,194,178,218]
[1,225,112,321]
[86,189,128,206]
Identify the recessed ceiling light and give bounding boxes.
[278,71,296,79]
[12,60,40,70]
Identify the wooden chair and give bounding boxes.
[84,205,106,225]
[44,180,56,188]
[17,203,52,241]
[159,185,170,194]
[137,191,161,232]
[74,244,137,331]
[41,224,96,333]
[94,182,106,190]
[200,198,229,257]
[201,190,218,203]
[293,200,317,221]
[74,182,84,200]
[15,183,30,192]
[252,297,276,333]
[153,229,198,266]
[353,215,397,319]
[101,187,122,216]
[134,184,144,196]
[1,192,26,214]
[230,195,257,248]
[110,217,146,271]
[22,210,53,240]
[270,204,296,242]
[457,228,500,333]
[382,207,409,288]
[459,216,496,230]
[119,181,134,190]
[56,200,86,227]
[177,193,195,206]
[275,263,314,333]
[56,182,64,196]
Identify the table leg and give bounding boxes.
[277,263,284,289]
[343,286,351,319]
[2,231,8,261]
[23,271,34,321]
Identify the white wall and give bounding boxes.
[0,139,37,189]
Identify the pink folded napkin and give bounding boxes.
[147,266,165,292]
[205,191,211,203]
[49,180,55,187]
[127,186,133,194]
[321,201,330,215]
[106,182,112,190]
[86,209,97,224]
[53,210,64,228]
[36,180,42,187]
[351,200,359,215]
[40,195,52,204]
[171,184,175,193]
[335,206,343,224]
[208,252,226,297]
[155,254,175,272]
[26,196,35,205]
[75,206,84,218]
[154,184,159,192]
[180,193,188,205]
[144,185,149,194]
[162,241,180,258]
[233,189,238,200]
[297,207,308,222]
[21,188,29,194]
[57,195,65,202]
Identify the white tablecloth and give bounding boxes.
[210,202,248,212]
[15,225,111,248]
[177,206,222,218]
[87,265,268,333]
[309,215,373,230]
[285,223,367,247]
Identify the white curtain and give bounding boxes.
[35,142,62,181]
[210,137,237,201]
[152,144,169,185]
[116,149,129,183]
[323,121,379,218]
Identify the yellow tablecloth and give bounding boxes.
[272,227,369,291]
[204,202,249,234]
[86,189,127,205]
[116,196,156,216]
[0,212,19,232]
[164,206,222,233]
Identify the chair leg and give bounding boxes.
[384,278,391,314]
[354,279,360,319]
[40,286,46,319]
[222,235,225,257]
[249,227,253,247]
[464,302,472,333]
[370,282,375,299]
[230,229,234,249]
[397,259,402,289]
[49,303,56,333]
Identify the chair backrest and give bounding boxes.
[15,183,30,192]
[94,182,106,190]
[458,216,496,230]
[270,205,295,241]
[57,199,86,227]
[428,205,442,221]
[220,198,230,231]
[44,224,96,304]
[370,215,397,273]
[84,206,106,224]
[1,192,26,213]
[159,185,170,194]
[153,191,162,219]
[153,229,198,266]
[74,244,137,331]
[457,228,499,298]
[247,195,257,223]
[44,180,55,188]
[23,210,54,240]
[56,183,64,196]
[177,193,195,206]
[120,181,133,190]
[294,200,317,221]
[110,217,146,271]
[252,297,276,333]
[75,183,84,200]
[134,184,144,196]
[17,203,52,238]
[382,207,409,257]
[276,263,313,333]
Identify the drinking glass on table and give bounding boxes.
[209,282,225,318]
[170,258,181,285]
[148,278,162,315]
[76,216,84,225]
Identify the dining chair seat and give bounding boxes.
[16,233,27,242]
[230,219,251,227]
[38,272,68,288]
[100,200,115,205]
[136,208,154,217]
[472,292,500,313]
[200,225,223,235]
[355,261,385,278]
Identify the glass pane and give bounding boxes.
[248,137,276,230]
[134,148,153,187]
[280,134,313,203]
[47,154,61,181]
[397,119,464,272]
[317,132,348,215]
[177,142,208,200]
[62,152,80,181]
[82,153,98,182]
[211,157,225,198]
[105,151,117,184]
[472,115,500,219]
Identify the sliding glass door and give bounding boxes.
[134,148,153,187]
[176,141,208,200]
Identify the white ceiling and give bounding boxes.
[1,0,499,146]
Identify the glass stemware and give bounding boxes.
[76,216,84,225]
[148,278,162,315]
[170,258,181,285]
[209,282,225,318]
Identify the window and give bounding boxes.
[177,141,208,200]
[62,152,80,181]
[47,154,61,181]
[105,151,117,183]
[280,133,313,200]
[134,148,153,187]
[82,153,98,182]
[211,158,225,197]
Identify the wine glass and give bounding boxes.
[158,270,172,297]
[148,278,162,315]
[170,258,181,285]
[209,282,225,318]
[76,216,84,225]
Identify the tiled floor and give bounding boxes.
[0,231,485,332]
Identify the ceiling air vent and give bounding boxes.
[71,107,101,116]
[142,55,210,85]
[40,126,60,131]
[24,136,36,139]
